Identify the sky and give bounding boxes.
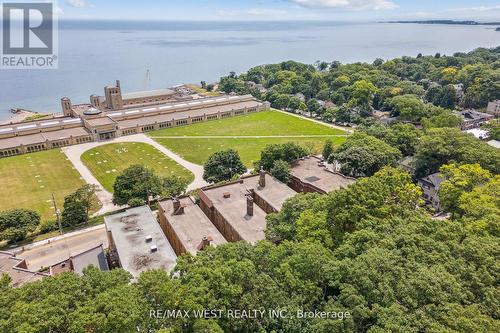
[58,0,500,21]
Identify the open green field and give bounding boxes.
[81,142,194,192]
[0,149,86,221]
[150,110,347,137]
[153,137,346,167]
[149,110,348,166]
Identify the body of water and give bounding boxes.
[1,20,499,120]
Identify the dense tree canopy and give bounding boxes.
[414,128,500,177]
[332,132,402,177]
[203,149,246,183]
[0,209,40,243]
[218,47,499,126]
[2,166,497,332]
[112,165,163,205]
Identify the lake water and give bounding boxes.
[1,20,499,120]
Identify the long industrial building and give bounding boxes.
[0,80,269,157]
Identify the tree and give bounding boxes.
[421,112,462,129]
[306,98,320,117]
[348,80,378,110]
[322,139,334,161]
[113,165,163,205]
[438,163,491,218]
[61,193,87,227]
[414,128,500,177]
[162,175,189,198]
[270,160,290,183]
[388,94,426,122]
[203,149,246,183]
[258,142,307,171]
[0,209,39,243]
[333,132,402,177]
[382,123,420,156]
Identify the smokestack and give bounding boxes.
[115,80,121,89]
[246,195,254,216]
[172,198,184,215]
[259,167,266,188]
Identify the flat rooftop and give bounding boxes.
[252,173,297,211]
[122,88,175,100]
[0,117,82,135]
[0,127,90,150]
[116,100,261,129]
[106,94,255,119]
[201,177,268,244]
[291,156,356,193]
[104,206,177,278]
[159,197,227,255]
[0,251,47,287]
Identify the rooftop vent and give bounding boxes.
[145,235,153,243]
[150,245,158,253]
[223,192,231,198]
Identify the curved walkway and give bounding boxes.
[62,134,208,215]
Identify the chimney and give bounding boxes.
[172,198,184,215]
[246,195,254,216]
[197,235,214,251]
[259,167,266,188]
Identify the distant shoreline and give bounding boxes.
[387,20,500,26]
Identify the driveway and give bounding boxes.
[62,134,208,215]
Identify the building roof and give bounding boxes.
[115,100,260,129]
[0,117,82,135]
[458,110,493,120]
[0,251,47,287]
[0,127,90,150]
[290,156,356,193]
[71,244,109,275]
[159,197,227,255]
[122,88,175,100]
[85,117,116,127]
[420,173,444,189]
[251,173,297,211]
[201,177,268,244]
[487,140,500,149]
[104,206,177,277]
[465,128,489,140]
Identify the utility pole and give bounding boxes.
[52,193,63,235]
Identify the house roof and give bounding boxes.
[159,197,227,255]
[104,206,177,278]
[290,156,356,193]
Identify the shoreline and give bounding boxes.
[0,110,49,125]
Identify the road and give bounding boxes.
[15,226,108,271]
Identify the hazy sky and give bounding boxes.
[59,0,500,21]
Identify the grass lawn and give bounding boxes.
[0,149,86,221]
[153,136,346,167]
[149,110,348,166]
[81,142,194,192]
[149,110,347,137]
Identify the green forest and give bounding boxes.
[1,48,499,333]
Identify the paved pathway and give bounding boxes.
[62,134,207,215]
